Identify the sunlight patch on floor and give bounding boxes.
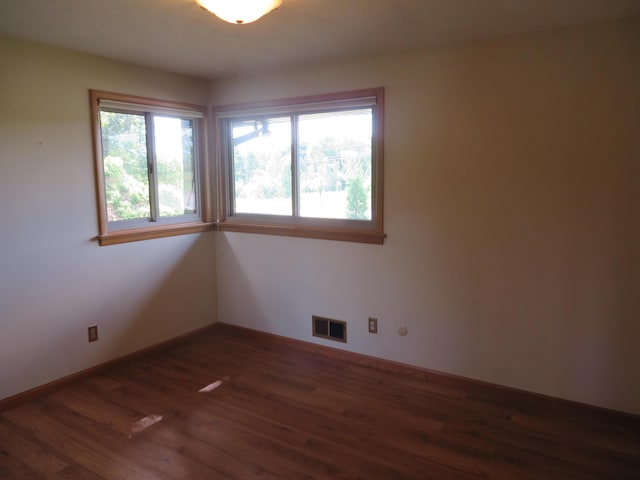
[198,377,229,393]
[128,414,163,439]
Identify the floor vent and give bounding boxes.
[312,316,347,343]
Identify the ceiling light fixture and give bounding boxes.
[196,0,283,25]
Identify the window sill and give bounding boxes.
[97,221,217,246]
[218,221,385,245]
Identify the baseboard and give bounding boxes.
[0,323,218,411]
[216,322,640,420]
[3,321,637,421]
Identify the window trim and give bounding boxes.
[214,88,385,244]
[90,90,215,246]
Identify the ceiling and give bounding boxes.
[1,0,639,80]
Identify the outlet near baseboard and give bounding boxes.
[368,317,378,334]
[88,325,98,342]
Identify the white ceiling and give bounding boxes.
[1,0,639,80]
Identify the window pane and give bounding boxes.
[232,117,292,215]
[154,116,197,217]
[298,109,372,220]
[100,111,150,221]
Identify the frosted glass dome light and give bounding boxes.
[196,0,283,25]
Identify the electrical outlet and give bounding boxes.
[368,317,378,334]
[88,325,98,342]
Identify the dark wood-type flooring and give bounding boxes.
[1,323,639,479]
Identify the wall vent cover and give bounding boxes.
[312,315,347,343]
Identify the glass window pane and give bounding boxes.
[232,117,292,216]
[154,116,197,217]
[298,109,372,220]
[100,111,150,221]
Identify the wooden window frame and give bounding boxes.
[214,88,385,245]
[90,90,215,246]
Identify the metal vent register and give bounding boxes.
[312,316,347,343]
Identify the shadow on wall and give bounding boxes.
[0,231,217,402]
[423,145,639,401]
[215,231,291,334]
[99,231,218,362]
[213,229,388,347]
[375,33,640,412]
[408,61,640,408]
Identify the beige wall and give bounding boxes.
[0,37,217,401]
[211,17,640,414]
[1,16,638,415]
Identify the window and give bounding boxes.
[90,90,214,245]
[215,88,385,244]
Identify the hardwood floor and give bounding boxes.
[1,323,639,479]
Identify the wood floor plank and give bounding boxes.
[0,416,69,477]
[2,323,639,479]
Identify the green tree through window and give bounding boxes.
[91,90,211,245]
[100,111,150,221]
[215,87,385,244]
